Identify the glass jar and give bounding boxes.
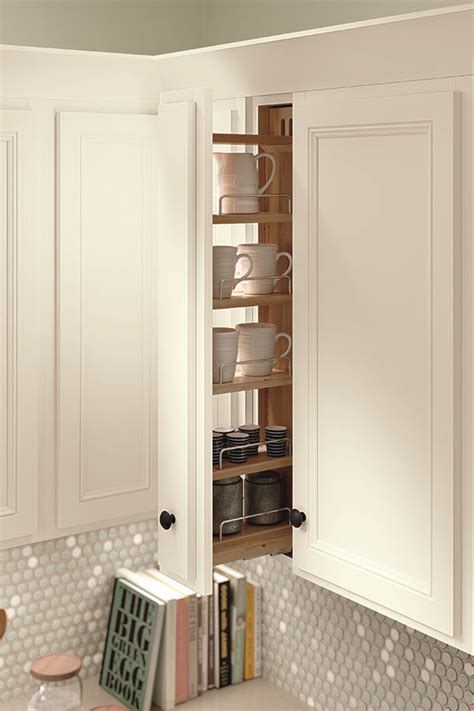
[28,654,82,711]
[245,470,283,524]
[213,476,243,535]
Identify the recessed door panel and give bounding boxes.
[156,89,213,595]
[293,92,459,635]
[57,112,158,528]
[0,110,40,542]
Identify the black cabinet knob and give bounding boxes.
[290,508,306,528]
[159,510,176,530]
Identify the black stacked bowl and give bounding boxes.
[265,425,288,457]
[213,426,235,462]
[238,424,260,456]
[226,431,250,464]
[212,431,224,466]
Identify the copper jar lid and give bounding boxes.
[30,653,82,682]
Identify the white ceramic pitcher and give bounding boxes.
[213,152,276,214]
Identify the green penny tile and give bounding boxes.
[238,555,474,711]
[0,519,158,703]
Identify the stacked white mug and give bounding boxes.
[236,243,292,295]
[212,327,239,383]
[213,246,253,299]
[236,323,292,376]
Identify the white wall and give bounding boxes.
[0,0,467,54]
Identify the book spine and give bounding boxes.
[201,595,209,693]
[153,599,176,710]
[214,582,220,689]
[244,583,255,680]
[188,596,198,699]
[254,583,262,678]
[175,599,189,704]
[197,595,203,695]
[208,592,215,690]
[218,580,231,688]
[231,578,247,684]
[230,604,237,684]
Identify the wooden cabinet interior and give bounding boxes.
[258,104,294,521]
[212,104,294,565]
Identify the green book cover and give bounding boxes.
[215,565,247,684]
[100,577,165,711]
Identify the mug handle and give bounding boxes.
[275,332,292,359]
[234,253,253,289]
[276,251,293,278]
[255,152,276,195]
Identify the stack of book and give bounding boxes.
[100,565,262,710]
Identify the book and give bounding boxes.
[175,597,189,704]
[213,570,231,688]
[145,568,198,701]
[249,577,263,678]
[215,565,247,684]
[115,567,181,711]
[244,581,255,680]
[100,577,165,711]
[198,595,209,694]
[208,591,215,690]
[197,595,203,695]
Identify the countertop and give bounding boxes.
[3,675,308,710]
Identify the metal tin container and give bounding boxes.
[213,476,243,536]
[245,470,283,525]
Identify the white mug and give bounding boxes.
[236,323,292,377]
[213,246,253,299]
[213,327,239,383]
[236,243,292,295]
[213,152,276,214]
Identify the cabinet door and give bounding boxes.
[293,91,459,635]
[57,112,158,529]
[156,89,213,595]
[0,110,40,542]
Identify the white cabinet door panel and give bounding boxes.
[293,92,459,635]
[57,112,158,528]
[156,89,213,596]
[0,110,40,542]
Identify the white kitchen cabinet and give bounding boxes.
[292,90,459,636]
[57,112,159,529]
[153,78,471,651]
[1,4,472,653]
[155,90,213,595]
[0,109,41,542]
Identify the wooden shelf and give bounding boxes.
[213,212,292,225]
[213,369,292,395]
[213,133,292,146]
[213,452,293,481]
[213,293,292,310]
[213,521,292,565]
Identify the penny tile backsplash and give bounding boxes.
[239,556,474,711]
[1,520,473,707]
[0,520,158,704]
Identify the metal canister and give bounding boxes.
[245,470,283,525]
[213,476,243,536]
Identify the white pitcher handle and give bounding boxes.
[276,251,293,278]
[275,332,292,359]
[234,253,253,288]
[255,152,276,195]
